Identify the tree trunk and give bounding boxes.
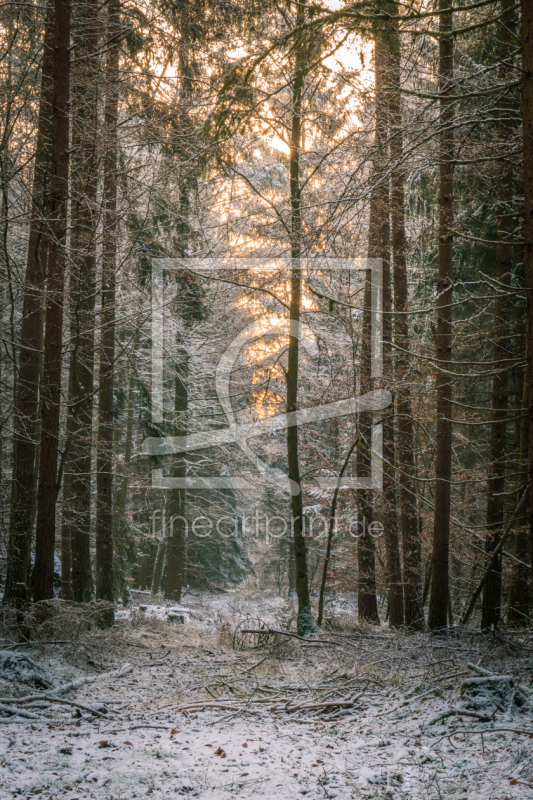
[151,538,166,596]
[389,3,424,629]
[287,6,316,635]
[520,0,533,610]
[95,0,120,616]
[357,262,380,624]
[164,349,188,602]
[288,541,296,597]
[317,438,358,626]
[481,0,516,629]
[428,0,454,631]
[60,110,83,602]
[3,4,54,606]
[508,362,530,623]
[60,337,77,600]
[375,29,404,628]
[138,554,150,591]
[356,53,383,626]
[112,330,139,602]
[32,0,71,602]
[59,2,84,603]
[64,0,100,604]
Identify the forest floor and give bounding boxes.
[1,589,533,800]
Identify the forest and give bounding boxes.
[1,0,533,798]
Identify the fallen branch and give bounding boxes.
[0,706,41,720]
[376,686,441,718]
[428,708,491,725]
[0,715,85,726]
[240,656,268,674]
[0,694,106,716]
[1,641,73,649]
[432,670,470,682]
[241,629,319,641]
[286,686,367,714]
[42,695,107,716]
[175,686,367,718]
[240,629,356,649]
[286,697,359,713]
[210,687,259,725]
[51,662,133,696]
[467,663,493,677]
[432,727,533,747]
[147,649,171,667]
[128,724,170,731]
[175,702,243,713]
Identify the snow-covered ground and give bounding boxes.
[1,590,533,799]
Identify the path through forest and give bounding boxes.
[1,592,533,799]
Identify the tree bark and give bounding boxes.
[428,0,454,631]
[358,173,379,623]
[287,4,316,635]
[64,0,100,604]
[95,0,120,616]
[3,3,54,606]
[481,0,517,629]
[60,105,82,602]
[375,29,404,628]
[508,362,529,623]
[162,19,195,601]
[357,263,379,624]
[113,330,139,603]
[164,349,188,602]
[288,541,296,597]
[389,3,424,629]
[32,0,71,602]
[520,0,533,609]
[59,0,86,603]
[317,438,358,626]
[151,538,166,596]
[138,554,150,591]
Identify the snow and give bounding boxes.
[0,651,56,690]
[115,604,193,623]
[1,591,533,799]
[461,675,514,709]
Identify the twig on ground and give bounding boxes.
[432,727,533,747]
[1,641,73,649]
[0,694,107,716]
[52,662,133,695]
[107,723,171,731]
[376,686,441,718]
[427,708,491,725]
[240,629,356,648]
[175,702,243,713]
[147,649,171,667]
[0,706,42,720]
[240,656,267,673]
[210,687,259,725]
